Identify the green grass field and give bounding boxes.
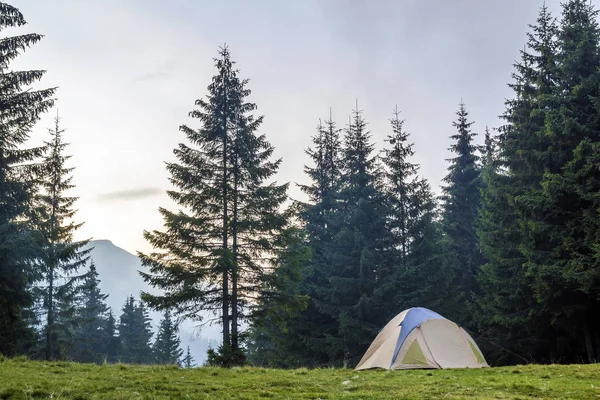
[0,358,598,399]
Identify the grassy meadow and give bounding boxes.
[0,358,598,399]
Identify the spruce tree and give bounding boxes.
[152,310,184,365]
[31,113,91,360]
[139,45,291,366]
[529,0,600,362]
[244,225,312,368]
[440,101,484,318]
[118,296,153,364]
[245,115,343,368]
[383,107,416,265]
[102,309,120,363]
[138,46,239,358]
[71,262,109,363]
[476,3,568,364]
[0,1,56,356]
[295,114,344,365]
[478,0,600,364]
[321,104,389,366]
[381,107,458,319]
[227,86,290,355]
[183,346,195,368]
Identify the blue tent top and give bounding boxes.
[390,307,446,365]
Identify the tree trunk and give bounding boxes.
[221,99,230,350]
[46,264,53,361]
[594,324,600,364]
[231,159,238,352]
[583,316,597,363]
[592,304,600,363]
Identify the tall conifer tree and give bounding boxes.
[321,104,389,366]
[31,113,91,360]
[383,108,416,266]
[476,3,587,363]
[102,309,120,363]
[381,108,458,318]
[152,310,183,365]
[118,296,153,364]
[0,1,56,356]
[294,114,344,365]
[138,46,240,356]
[440,101,483,318]
[139,46,292,365]
[71,262,110,363]
[244,115,343,368]
[530,0,600,362]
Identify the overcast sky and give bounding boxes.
[11,0,562,255]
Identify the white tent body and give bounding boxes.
[355,307,489,370]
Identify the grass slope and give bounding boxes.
[0,358,598,399]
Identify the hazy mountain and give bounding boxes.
[84,239,220,365]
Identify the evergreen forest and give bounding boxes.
[1,0,599,368]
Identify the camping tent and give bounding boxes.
[355,307,488,370]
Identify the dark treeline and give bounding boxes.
[1,0,600,369]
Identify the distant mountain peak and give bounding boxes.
[85,238,220,363]
[91,239,114,245]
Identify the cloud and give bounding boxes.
[132,61,175,82]
[96,187,163,202]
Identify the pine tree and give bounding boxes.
[245,114,342,368]
[118,296,153,364]
[138,46,239,359]
[381,107,458,319]
[31,113,91,360]
[321,104,390,366]
[294,114,344,365]
[244,225,312,368]
[383,107,417,266]
[528,0,600,362]
[139,45,291,366]
[183,346,195,368]
[152,310,184,365]
[475,3,569,364]
[71,262,109,363]
[102,309,120,363]
[0,1,56,356]
[440,101,484,319]
[227,82,290,355]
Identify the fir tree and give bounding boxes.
[529,0,600,362]
[118,296,153,364]
[183,345,195,368]
[138,46,240,359]
[381,107,458,319]
[139,45,291,366]
[294,114,344,365]
[244,225,312,368]
[382,107,418,267]
[440,101,484,318]
[71,262,109,364]
[227,83,290,355]
[476,3,569,364]
[152,310,183,365]
[321,104,390,366]
[31,113,91,361]
[0,1,56,356]
[245,114,343,368]
[102,309,120,363]
[482,127,495,169]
